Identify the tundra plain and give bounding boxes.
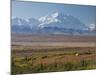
[11,34,96,75]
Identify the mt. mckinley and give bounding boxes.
[11,12,95,35]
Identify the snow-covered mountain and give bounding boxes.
[11,12,96,35]
[38,12,86,30]
[38,12,60,28]
[12,18,40,33]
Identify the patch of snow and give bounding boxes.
[51,12,59,18]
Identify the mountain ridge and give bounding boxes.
[11,12,96,35]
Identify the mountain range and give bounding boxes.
[11,12,96,35]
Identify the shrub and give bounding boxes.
[41,55,48,59]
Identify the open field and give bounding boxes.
[11,34,96,75]
[11,46,96,75]
[12,34,96,42]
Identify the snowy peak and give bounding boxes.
[38,12,86,30]
[38,12,59,22]
[38,16,47,22]
[12,17,39,27]
[38,12,60,28]
[12,18,28,26]
[51,12,59,18]
[88,24,96,31]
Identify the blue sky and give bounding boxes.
[12,1,96,26]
